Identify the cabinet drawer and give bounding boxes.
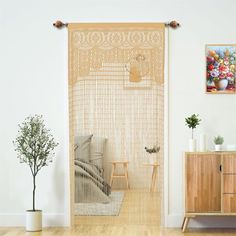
[223,175,236,193]
[223,154,236,173]
[223,194,236,213]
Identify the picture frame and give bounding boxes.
[206,44,236,94]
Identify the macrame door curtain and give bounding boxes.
[68,23,165,221]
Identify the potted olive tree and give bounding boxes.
[185,114,201,152]
[13,115,58,231]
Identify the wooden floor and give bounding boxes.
[75,189,160,226]
[1,226,236,236]
[1,190,236,235]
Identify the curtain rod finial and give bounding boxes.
[53,20,68,29]
[165,21,180,29]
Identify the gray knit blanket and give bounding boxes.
[74,159,111,203]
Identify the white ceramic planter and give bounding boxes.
[215,144,222,152]
[199,134,207,152]
[189,139,196,152]
[26,210,42,232]
[149,155,158,164]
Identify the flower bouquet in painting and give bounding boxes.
[206,45,236,93]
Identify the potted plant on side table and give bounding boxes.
[145,145,160,164]
[214,135,224,151]
[13,115,58,232]
[185,114,201,152]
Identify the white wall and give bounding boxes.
[0,0,70,226]
[1,0,236,228]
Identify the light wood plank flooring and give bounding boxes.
[1,190,236,235]
[75,189,160,226]
[1,227,236,236]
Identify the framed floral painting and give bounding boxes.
[206,45,236,94]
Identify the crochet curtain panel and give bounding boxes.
[68,23,165,85]
[68,23,165,208]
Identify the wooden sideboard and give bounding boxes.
[182,152,236,232]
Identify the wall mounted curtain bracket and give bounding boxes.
[53,20,68,29]
[164,21,180,29]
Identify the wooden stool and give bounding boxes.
[143,163,159,192]
[110,161,130,189]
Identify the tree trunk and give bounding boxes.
[33,175,36,211]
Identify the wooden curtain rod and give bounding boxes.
[53,20,180,29]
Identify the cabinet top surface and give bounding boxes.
[185,151,236,155]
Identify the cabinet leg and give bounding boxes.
[182,217,190,233]
[181,217,186,230]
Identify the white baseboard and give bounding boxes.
[165,214,183,227]
[0,213,67,227]
[166,213,236,228]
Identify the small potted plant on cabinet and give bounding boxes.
[13,115,58,231]
[214,135,224,151]
[185,114,201,152]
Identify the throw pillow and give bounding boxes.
[74,134,93,162]
[90,136,107,169]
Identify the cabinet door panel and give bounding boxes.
[223,194,236,213]
[185,154,221,213]
[223,154,236,173]
[223,175,236,193]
